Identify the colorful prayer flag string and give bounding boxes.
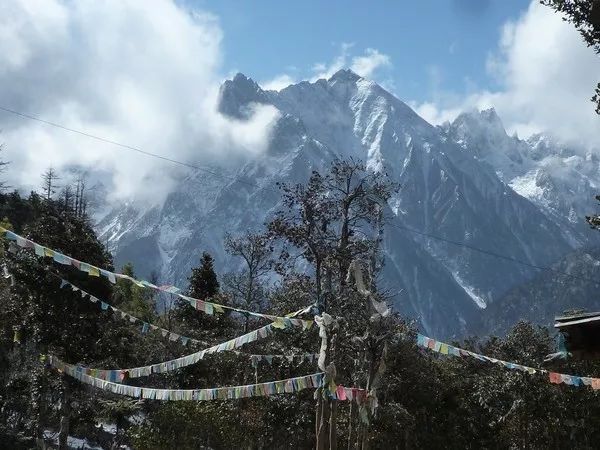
[46,355,324,401]
[0,227,313,329]
[61,277,319,366]
[242,351,319,368]
[62,277,319,364]
[55,323,283,382]
[416,333,600,389]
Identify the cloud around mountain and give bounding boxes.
[261,43,393,91]
[0,0,279,203]
[413,1,600,149]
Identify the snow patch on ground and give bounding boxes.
[43,430,105,450]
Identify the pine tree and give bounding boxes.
[112,263,156,322]
[172,252,229,340]
[0,190,114,447]
[188,252,219,299]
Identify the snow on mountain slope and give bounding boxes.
[443,110,600,247]
[98,69,596,338]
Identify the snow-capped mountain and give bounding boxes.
[97,69,599,338]
[443,110,600,247]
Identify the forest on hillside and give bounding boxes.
[2,159,600,449]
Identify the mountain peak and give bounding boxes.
[479,107,504,128]
[452,107,507,137]
[328,68,362,83]
[226,72,264,93]
[218,72,269,119]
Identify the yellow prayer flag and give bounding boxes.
[271,318,286,329]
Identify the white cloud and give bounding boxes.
[261,44,393,92]
[310,42,353,80]
[411,101,463,126]
[0,0,279,203]
[412,1,600,148]
[310,43,392,82]
[350,48,392,79]
[261,74,296,91]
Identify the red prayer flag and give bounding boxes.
[549,372,562,384]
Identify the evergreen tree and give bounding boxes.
[112,262,156,323]
[59,184,74,213]
[188,252,220,299]
[172,252,230,341]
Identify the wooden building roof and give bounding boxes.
[555,312,600,360]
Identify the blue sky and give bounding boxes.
[193,0,531,103]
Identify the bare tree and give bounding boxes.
[74,172,87,218]
[0,144,9,192]
[326,159,397,287]
[41,167,60,200]
[268,159,398,449]
[61,184,74,212]
[268,171,336,306]
[223,232,273,331]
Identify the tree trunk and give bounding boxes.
[329,399,338,449]
[58,377,71,450]
[360,346,379,450]
[315,258,322,309]
[30,364,44,448]
[316,392,323,448]
[347,400,354,450]
[338,205,350,286]
[317,393,330,449]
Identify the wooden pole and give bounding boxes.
[347,400,354,450]
[58,376,71,450]
[317,393,330,449]
[330,398,338,449]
